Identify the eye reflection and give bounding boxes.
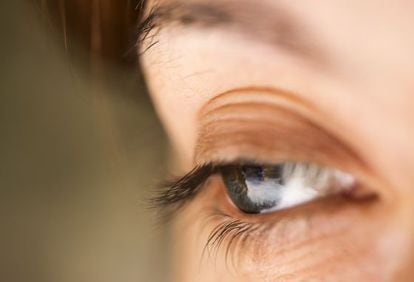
[220,163,356,214]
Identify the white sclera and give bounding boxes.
[243,164,356,214]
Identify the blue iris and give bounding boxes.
[221,164,284,214]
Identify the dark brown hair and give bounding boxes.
[37,0,146,66]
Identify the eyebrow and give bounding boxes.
[138,0,327,65]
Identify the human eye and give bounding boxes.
[219,162,356,214]
[152,160,372,221]
[151,90,380,272]
[152,157,378,273]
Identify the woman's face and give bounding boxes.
[140,0,414,281]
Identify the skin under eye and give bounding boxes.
[220,162,356,214]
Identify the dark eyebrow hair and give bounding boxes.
[138,0,327,65]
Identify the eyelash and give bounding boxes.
[151,163,259,259]
[202,215,259,266]
[151,161,374,265]
[150,162,277,262]
[150,164,216,220]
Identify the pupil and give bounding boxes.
[241,165,264,181]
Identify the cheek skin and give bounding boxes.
[239,206,394,281]
[171,177,406,282]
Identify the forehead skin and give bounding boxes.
[140,0,414,280]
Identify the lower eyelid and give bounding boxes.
[195,174,381,266]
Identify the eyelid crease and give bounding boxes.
[199,102,314,130]
[198,87,312,119]
[196,87,335,147]
[196,100,366,172]
[197,86,354,149]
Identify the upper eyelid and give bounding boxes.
[195,87,347,155]
[196,101,365,171]
[191,90,383,201]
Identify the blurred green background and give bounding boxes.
[1,1,169,281]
